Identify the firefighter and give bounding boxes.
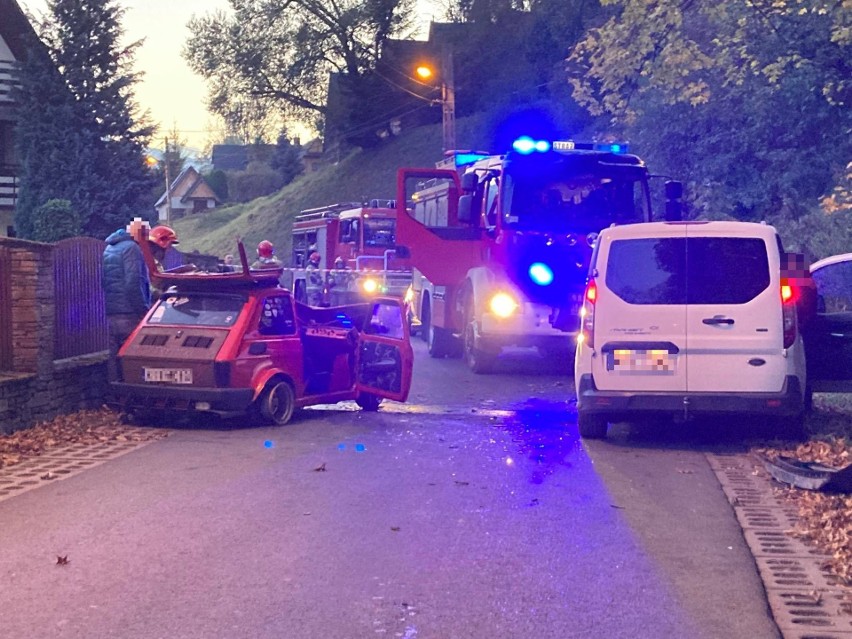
[327,256,352,306]
[148,225,180,271]
[251,240,283,270]
[305,251,324,305]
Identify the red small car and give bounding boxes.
[111,244,414,425]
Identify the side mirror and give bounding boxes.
[664,180,684,221]
[460,172,477,192]
[394,245,411,259]
[458,194,474,224]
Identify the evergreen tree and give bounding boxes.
[14,0,156,239]
[271,130,304,186]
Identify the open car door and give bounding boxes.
[806,253,852,393]
[355,298,414,403]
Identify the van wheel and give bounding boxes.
[464,321,495,374]
[777,412,806,442]
[356,393,383,411]
[260,380,296,426]
[420,297,431,343]
[578,412,608,439]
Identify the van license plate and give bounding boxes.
[608,349,676,373]
[144,368,193,384]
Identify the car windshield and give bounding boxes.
[503,165,649,233]
[363,218,396,247]
[147,293,245,327]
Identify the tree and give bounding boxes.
[271,130,304,186]
[184,0,417,142]
[31,199,81,242]
[14,0,156,239]
[566,0,852,254]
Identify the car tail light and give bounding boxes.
[781,278,797,348]
[579,279,597,348]
[214,361,231,387]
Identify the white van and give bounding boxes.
[574,221,808,439]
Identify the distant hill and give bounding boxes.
[173,117,491,262]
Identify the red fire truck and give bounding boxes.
[288,200,413,307]
[395,138,683,373]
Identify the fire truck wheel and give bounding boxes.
[356,392,383,411]
[420,297,431,343]
[464,322,496,374]
[428,325,456,358]
[260,380,296,426]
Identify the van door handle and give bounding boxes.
[702,317,735,325]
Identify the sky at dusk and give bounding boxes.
[18,0,444,152]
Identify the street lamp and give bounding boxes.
[413,48,456,153]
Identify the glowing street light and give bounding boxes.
[414,53,455,152]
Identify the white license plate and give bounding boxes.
[607,349,676,373]
[144,368,193,384]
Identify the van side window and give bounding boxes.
[259,296,296,335]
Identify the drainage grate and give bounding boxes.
[708,453,852,638]
[0,429,164,503]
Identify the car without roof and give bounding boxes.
[110,241,413,424]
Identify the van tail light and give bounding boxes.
[580,278,597,348]
[781,278,797,348]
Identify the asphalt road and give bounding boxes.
[0,342,779,639]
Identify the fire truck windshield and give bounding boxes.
[502,166,650,233]
[363,218,396,248]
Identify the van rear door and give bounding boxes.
[683,226,786,393]
[592,224,688,392]
[807,253,852,392]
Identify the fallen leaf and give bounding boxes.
[313,462,327,472]
[454,480,469,486]
[56,555,69,566]
[390,526,401,532]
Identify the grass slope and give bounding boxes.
[173,117,490,261]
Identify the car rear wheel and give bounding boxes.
[260,380,296,426]
[356,393,383,411]
[578,412,608,439]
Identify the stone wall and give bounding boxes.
[0,237,108,434]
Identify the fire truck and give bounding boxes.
[395,137,683,373]
[288,200,413,307]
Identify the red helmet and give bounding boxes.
[257,240,275,258]
[149,225,179,248]
[309,251,321,264]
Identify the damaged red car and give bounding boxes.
[111,245,414,425]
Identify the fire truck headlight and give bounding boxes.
[528,262,554,286]
[362,277,379,294]
[489,292,518,318]
[404,285,414,304]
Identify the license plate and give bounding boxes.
[144,368,193,384]
[607,349,676,373]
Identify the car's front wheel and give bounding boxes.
[260,380,296,425]
[578,412,608,439]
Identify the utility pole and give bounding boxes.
[441,45,456,153]
[163,136,173,225]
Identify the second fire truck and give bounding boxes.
[288,200,413,307]
[396,137,683,373]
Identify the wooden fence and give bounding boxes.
[53,237,108,360]
[0,245,12,369]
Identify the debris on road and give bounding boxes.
[55,556,69,566]
[313,462,327,472]
[0,407,168,470]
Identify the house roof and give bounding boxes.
[155,166,219,207]
[0,0,43,61]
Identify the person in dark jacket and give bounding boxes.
[103,227,151,381]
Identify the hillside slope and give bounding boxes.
[173,117,490,260]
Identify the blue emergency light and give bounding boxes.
[515,137,629,155]
[528,262,554,286]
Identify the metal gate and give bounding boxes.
[53,237,108,360]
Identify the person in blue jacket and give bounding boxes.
[103,224,151,381]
